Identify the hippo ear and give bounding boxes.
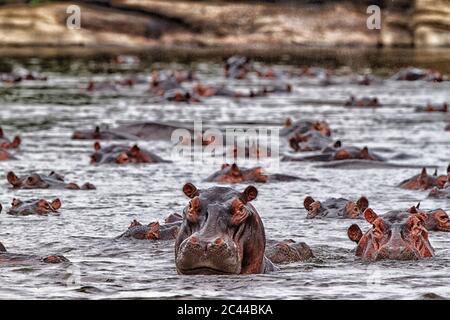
[356,196,369,212]
[95,126,100,133]
[361,147,370,158]
[51,198,61,210]
[447,164,450,174]
[284,118,292,127]
[94,141,101,151]
[363,208,378,224]
[348,224,363,243]
[303,196,315,210]
[231,163,240,176]
[0,127,3,138]
[130,144,140,155]
[334,140,342,148]
[241,185,258,203]
[420,167,427,178]
[6,171,21,187]
[182,183,199,199]
[408,205,418,214]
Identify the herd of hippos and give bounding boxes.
[0,56,450,275]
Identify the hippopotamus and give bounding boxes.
[398,167,448,190]
[281,118,331,138]
[193,84,245,98]
[416,102,448,113]
[344,96,381,108]
[0,127,21,149]
[163,88,200,103]
[408,205,450,232]
[391,68,446,82]
[72,121,194,141]
[90,142,168,165]
[6,198,61,216]
[347,208,434,260]
[265,239,314,264]
[224,56,252,79]
[255,84,292,96]
[303,196,369,219]
[0,241,68,265]
[204,163,301,184]
[7,171,95,190]
[175,183,276,274]
[117,219,180,240]
[428,186,450,199]
[283,145,384,162]
[288,131,335,152]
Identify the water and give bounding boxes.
[0,49,449,299]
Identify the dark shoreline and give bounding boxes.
[1,45,450,73]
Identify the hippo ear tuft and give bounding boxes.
[242,185,258,203]
[363,208,378,224]
[183,183,199,199]
[348,224,363,243]
[356,196,369,212]
[303,196,315,211]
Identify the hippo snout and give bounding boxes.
[176,234,241,275]
[375,244,419,261]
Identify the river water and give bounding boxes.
[0,48,449,299]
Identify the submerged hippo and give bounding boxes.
[347,208,434,261]
[265,239,314,264]
[7,198,61,216]
[204,163,301,184]
[224,56,252,79]
[428,186,450,199]
[7,171,95,190]
[90,142,168,165]
[193,84,245,98]
[391,68,446,82]
[283,145,383,162]
[398,167,448,190]
[289,131,335,152]
[72,121,193,141]
[117,219,180,240]
[419,102,448,113]
[0,127,21,149]
[0,241,68,265]
[175,183,276,274]
[281,118,331,138]
[344,96,381,108]
[304,196,369,219]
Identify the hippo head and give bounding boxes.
[304,196,368,219]
[334,146,376,161]
[72,126,102,140]
[400,168,446,190]
[7,172,49,189]
[215,163,268,183]
[175,183,266,275]
[408,205,450,232]
[91,142,151,164]
[348,208,434,261]
[11,198,61,215]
